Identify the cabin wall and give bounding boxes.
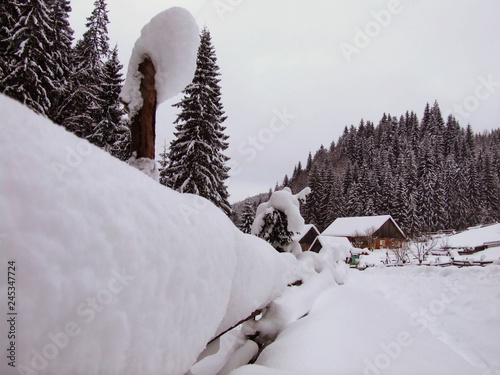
[348,236,403,249]
[374,220,405,239]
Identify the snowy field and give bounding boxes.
[234,265,500,375]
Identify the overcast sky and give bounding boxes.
[70,0,500,203]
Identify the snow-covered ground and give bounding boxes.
[442,223,500,248]
[358,224,500,267]
[233,265,500,375]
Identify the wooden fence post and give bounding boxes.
[129,57,157,159]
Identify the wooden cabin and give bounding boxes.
[293,224,320,252]
[322,215,406,249]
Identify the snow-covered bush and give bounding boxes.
[251,187,311,255]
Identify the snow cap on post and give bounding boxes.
[120,7,199,117]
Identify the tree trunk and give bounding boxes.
[130,57,157,159]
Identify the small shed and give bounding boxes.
[293,224,320,252]
[322,215,406,249]
[309,235,352,254]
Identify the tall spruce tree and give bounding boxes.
[61,0,110,138]
[0,0,57,115]
[89,45,125,152]
[0,2,19,82]
[165,27,231,216]
[47,0,74,123]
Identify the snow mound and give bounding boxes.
[443,223,500,248]
[0,95,297,375]
[127,151,159,180]
[235,266,497,375]
[251,187,310,241]
[120,7,199,116]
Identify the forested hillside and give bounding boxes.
[237,102,500,236]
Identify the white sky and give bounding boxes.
[70,0,500,203]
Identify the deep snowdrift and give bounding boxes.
[233,266,500,375]
[0,95,298,375]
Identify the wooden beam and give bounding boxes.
[130,57,157,159]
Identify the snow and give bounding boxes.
[291,224,318,242]
[311,235,352,253]
[322,214,404,237]
[189,328,248,375]
[232,266,500,375]
[0,95,298,375]
[251,188,310,236]
[120,7,199,117]
[441,223,500,248]
[127,151,159,180]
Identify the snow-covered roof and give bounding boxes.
[322,215,404,237]
[441,223,500,248]
[292,224,320,241]
[314,235,352,249]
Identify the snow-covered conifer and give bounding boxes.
[165,27,231,216]
[0,0,57,115]
[47,0,74,123]
[252,187,310,253]
[89,45,126,152]
[239,200,255,234]
[61,0,110,137]
[158,141,169,186]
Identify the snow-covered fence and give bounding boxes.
[0,85,301,375]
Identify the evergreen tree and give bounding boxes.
[239,200,255,234]
[47,0,74,123]
[415,139,438,232]
[480,153,500,222]
[303,164,324,228]
[256,209,295,252]
[89,45,125,151]
[282,174,290,188]
[165,27,232,216]
[0,0,57,115]
[269,102,499,237]
[158,141,169,186]
[0,2,19,82]
[61,0,110,137]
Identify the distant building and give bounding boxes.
[293,224,320,252]
[321,215,406,249]
[308,235,353,254]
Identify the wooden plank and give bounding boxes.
[130,57,157,159]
